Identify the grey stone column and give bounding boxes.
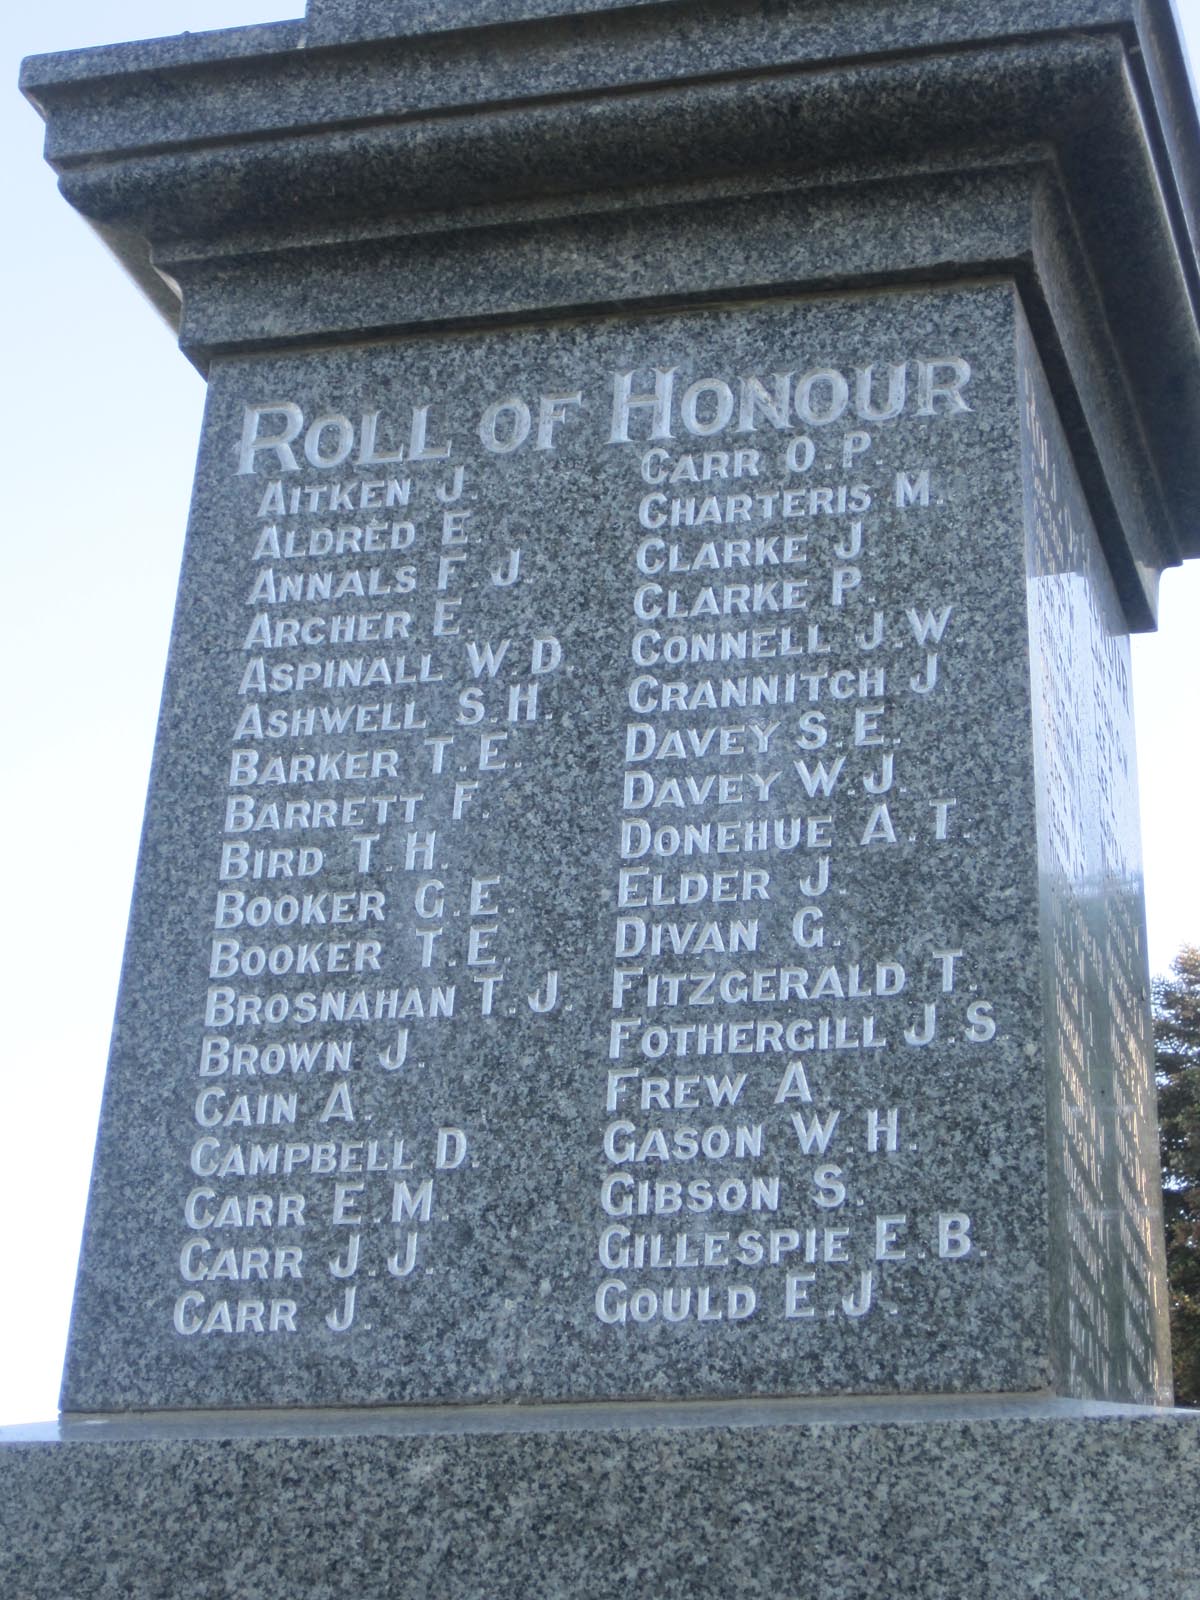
[7,2,1200,1593]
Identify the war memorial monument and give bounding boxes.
[5,0,1200,1593]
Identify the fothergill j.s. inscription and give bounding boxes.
[64,283,1057,1411]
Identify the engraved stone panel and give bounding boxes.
[15,3,1200,1592]
[63,281,1144,1411]
[1020,311,1172,1404]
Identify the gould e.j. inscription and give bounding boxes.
[62,283,1142,1411]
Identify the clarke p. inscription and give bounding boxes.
[64,285,1054,1411]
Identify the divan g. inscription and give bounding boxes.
[175,337,995,1357]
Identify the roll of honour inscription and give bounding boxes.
[84,287,1047,1406]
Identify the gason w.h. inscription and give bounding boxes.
[64,284,1051,1412]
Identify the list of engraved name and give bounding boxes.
[175,344,996,1345]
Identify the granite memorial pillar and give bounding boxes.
[6,1,1200,1594]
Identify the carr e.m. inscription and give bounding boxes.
[63,284,1052,1411]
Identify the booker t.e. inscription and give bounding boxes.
[64,284,1053,1411]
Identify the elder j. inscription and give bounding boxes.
[64,286,1052,1411]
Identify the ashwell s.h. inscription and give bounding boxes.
[64,283,1083,1410]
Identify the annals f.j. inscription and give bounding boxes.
[65,285,1053,1411]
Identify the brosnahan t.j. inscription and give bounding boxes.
[63,282,1084,1409]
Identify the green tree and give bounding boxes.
[1155,946,1200,1406]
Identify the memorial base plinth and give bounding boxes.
[2,1397,1197,1599]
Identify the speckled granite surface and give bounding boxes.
[3,1400,1199,1599]
[64,283,1084,1414]
[13,0,1200,1591]
[20,5,1200,602]
[17,0,1188,1425]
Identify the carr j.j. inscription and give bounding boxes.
[65,284,1056,1411]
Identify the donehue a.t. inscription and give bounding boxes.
[64,284,1054,1411]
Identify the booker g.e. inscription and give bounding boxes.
[64,284,1051,1411]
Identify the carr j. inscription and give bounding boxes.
[64,284,1054,1411]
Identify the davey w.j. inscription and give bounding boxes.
[65,283,1057,1411]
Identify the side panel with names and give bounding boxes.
[1020,310,1171,1404]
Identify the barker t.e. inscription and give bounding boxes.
[64,284,1054,1411]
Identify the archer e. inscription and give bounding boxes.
[64,285,1054,1411]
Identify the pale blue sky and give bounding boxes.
[2,0,1199,1425]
